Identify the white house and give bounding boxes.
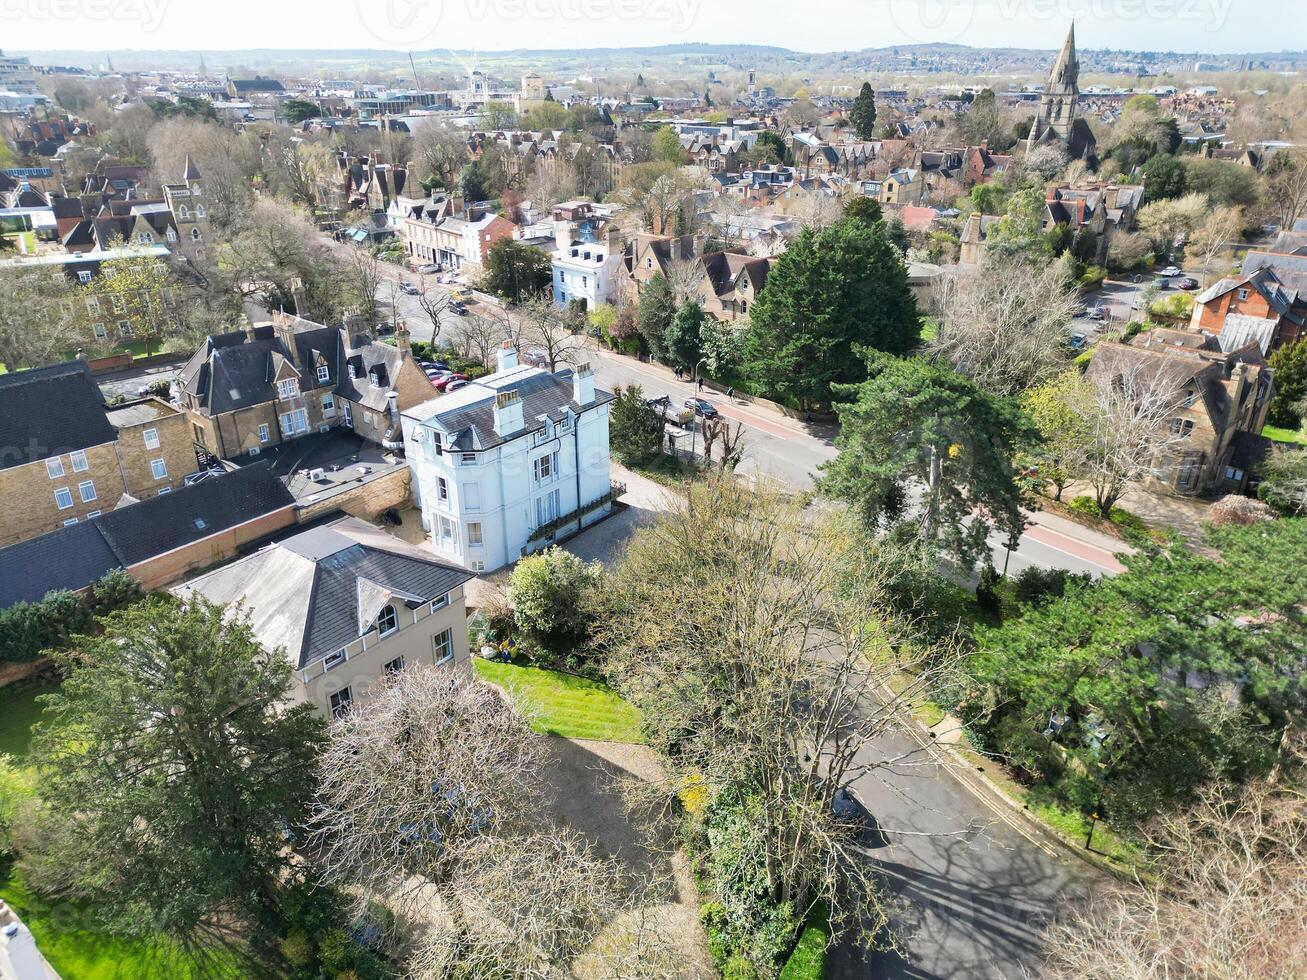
[549,201,623,311]
[401,344,615,573]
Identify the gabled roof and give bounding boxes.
[174,517,472,668]
[0,361,119,471]
[0,463,294,609]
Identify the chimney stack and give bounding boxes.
[572,361,595,406]
[494,389,523,436]
[496,340,518,373]
[395,318,411,360]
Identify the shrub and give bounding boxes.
[1013,566,1093,607]
[1207,494,1276,527]
[975,564,1003,617]
[779,904,829,980]
[281,928,315,970]
[1067,495,1147,531]
[0,570,144,664]
[317,929,352,974]
[508,548,604,660]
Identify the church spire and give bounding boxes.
[1048,23,1079,93]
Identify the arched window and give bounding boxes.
[177,205,190,220]
[196,205,206,219]
[191,228,203,242]
[377,605,398,637]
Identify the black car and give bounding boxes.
[399,281,421,296]
[448,300,469,316]
[685,398,718,419]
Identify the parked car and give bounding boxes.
[1068,332,1087,351]
[1068,301,1087,317]
[1087,304,1108,321]
[399,281,421,296]
[1160,265,1183,277]
[444,379,469,392]
[685,398,719,420]
[416,264,440,274]
[434,373,469,392]
[447,287,472,303]
[1177,277,1200,291]
[448,300,469,316]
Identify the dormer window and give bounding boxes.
[377,605,399,637]
[317,365,330,383]
[277,378,300,400]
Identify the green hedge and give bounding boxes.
[779,904,829,979]
[0,570,142,664]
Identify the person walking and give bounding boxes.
[726,386,734,400]
[697,377,704,392]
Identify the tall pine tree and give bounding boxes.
[850,81,878,140]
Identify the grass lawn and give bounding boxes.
[472,659,645,743]
[1264,424,1307,446]
[0,680,59,758]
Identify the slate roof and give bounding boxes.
[408,365,613,452]
[0,361,119,471]
[175,518,473,668]
[0,463,294,609]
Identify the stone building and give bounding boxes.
[1026,25,1097,163]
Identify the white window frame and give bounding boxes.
[323,649,347,671]
[316,365,330,383]
[77,270,92,284]
[54,487,73,510]
[467,521,483,547]
[78,480,96,503]
[430,592,450,612]
[433,628,454,666]
[46,457,64,479]
[377,605,399,637]
[143,428,160,450]
[277,378,300,400]
[437,476,449,502]
[150,458,168,480]
[329,687,353,719]
[384,655,405,675]
[157,487,171,495]
[321,393,335,414]
[62,518,79,527]
[86,509,101,518]
[70,450,88,473]
[258,423,271,443]
[92,322,108,340]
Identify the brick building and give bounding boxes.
[0,362,195,547]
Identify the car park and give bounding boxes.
[434,373,469,392]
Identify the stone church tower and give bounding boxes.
[1027,24,1096,162]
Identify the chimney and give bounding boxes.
[344,314,368,349]
[494,389,524,437]
[395,318,411,360]
[496,340,518,373]
[572,361,595,406]
[605,222,621,253]
[554,217,573,253]
[244,322,257,342]
[1105,184,1120,210]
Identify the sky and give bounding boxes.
[3,0,1305,55]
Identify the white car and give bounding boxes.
[1160,266,1182,277]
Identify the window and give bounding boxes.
[54,487,73,510]
[462,483,480,511]
[166,228,177,243]
[157,487,171,495]
[70,450,88,472]
[111,295,125,313]
[316,365,330,383]
[1170,418,1194,438]
[46,457,64,479]
[323,650,347,671]
[119,320,133,338]
[377,605,399,637]
[77,270,92,284]
[1177,458,1200,490]
[433,628,454,666]
[195,204,206,218]
[329,687,353,719]
[86,296,101,313]
[471,560,485,572]
[78,480,96,503]
[467,521,483,547]
[191,228,202,242]
[143,428,160,450]
[86,510,101,518]
[277,378,300,400]
[150,459,168,480]
[279,409,308,437]
[430,592,450,611]
[92,322,107,340]
[437,476,449,501]
[384,656,405,675]
[178,205,190,219]
[1237,288,1249,301]
[258,423,270,443]
[533,452,556,484]
[460,452,477,464]
[535,488,561,527]
[322,393,335,413]
[1225,466,1245,481]
[63,518,79,527]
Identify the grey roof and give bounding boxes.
[176,519,472,668]
[0,463,294,609]
[416,366,613,452]
[0,361,119,471]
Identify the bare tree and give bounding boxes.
[700,416,747,471]
[1044,781,1307,980]
[0,265,99,368]
[411,126,469,190]
[930,256,1079,396]
[414,278,448,345]
[519,297,584,371]
[348,249,384,330]
[599,479,965,953]
[663,258,706,307]
[1187,205,1245,283]
[1265,149,1307,229]
[457,310,508,368]
[310,665,672,978]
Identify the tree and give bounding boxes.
[1267,338,1307,429]
[478,100,519,131]
[280,98,320,123]
[651,125,683,165]
[521,100,568,131]
[1183,157,1260,210]
[1108,230,1153,271]
[1259,447,1307,516]
[481,237,551,303]
[931,256,1078,396]
[637,273,678,360]
[1141,153,1187,203]
[508,547,604,658]
[1044,783,1307,979]
[663,300,705,373]
[962,520,1307,822]
[609,384,666,464]
[1135,192,1208,254]
[744,218,920,408]
[0,265,87,368]
[1187,205,1244,280]
[347,249,384,330]
[89,253,179,353]
[842,195,883,225]
[146,118,255,230]
[820,352,1027,570]
[987,187,1049,258]
[754,130,789,166]
[24,597,322,947]
[849,82,877,140]
[412,126,469,190]
[1264,149,1307,229]
[518,296,583,371]
[955,88,1015,150]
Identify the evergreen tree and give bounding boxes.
[663,300,705,373]
[608,384,667,464]
[850,82,878,140]
[1267,338,1307,429]
[637,273,677,360]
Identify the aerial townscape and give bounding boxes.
[1,1,1306,977]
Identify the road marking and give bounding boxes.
[1020,523,1126,574]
